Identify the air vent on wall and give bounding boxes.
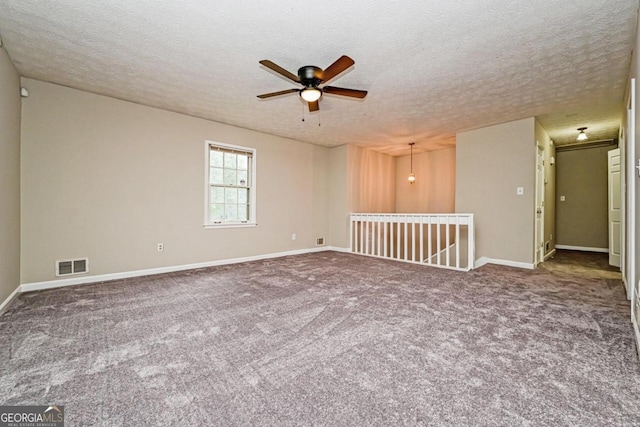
[316,237,325,246]
[56,258,89,277]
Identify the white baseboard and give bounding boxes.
[555,245,609,253]
[633,317,640,359]
[326,246,351,253]
[544,249,556,261]
[21,246,340,293]
[474,257,535,270]
[0,285,21,316]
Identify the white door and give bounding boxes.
[608,148,621,267]
[535,145,545,264]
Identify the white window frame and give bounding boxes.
[204,140,257,229]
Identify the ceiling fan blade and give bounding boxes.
[259,60,300,83]
[257,88,299,99]
[320,55,355,82]
[323,86,368,99]
[308,100,319,112]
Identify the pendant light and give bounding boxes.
[576,127,588,141]
[408,142,416,184]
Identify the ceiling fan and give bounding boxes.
[257,55,367,112]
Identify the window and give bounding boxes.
[205,141,256,228]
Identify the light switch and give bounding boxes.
[516,187,524,196]
[560,195,565,201]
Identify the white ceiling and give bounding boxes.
[0,0,637,155]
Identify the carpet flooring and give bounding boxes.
[0,250,638,426]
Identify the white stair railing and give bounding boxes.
[349,213,475,271]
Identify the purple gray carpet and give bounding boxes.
[1,250,638,426]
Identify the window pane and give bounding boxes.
[210,186,224,203]
[237,155,248,170]
[225,188,237,203]
[207,144,255,225]
[224,152,237,169]
[238,188,248,204]
[210,167,223,185]
[210,204,225,221]
[225,204,238,220]
[238,204,248,221]
[237,170,248,186]
[210,150,223,168]
[223,169,237,185]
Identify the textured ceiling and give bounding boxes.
[0,1,637,155]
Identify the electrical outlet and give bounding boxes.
[157,243,164,252]
[516,187,524,196]
[560,195,565,202]
[291,233,296,241]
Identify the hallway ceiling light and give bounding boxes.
[576,127,588,141]
[408,142,416,184]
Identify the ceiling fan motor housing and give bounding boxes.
[298,66,322,87]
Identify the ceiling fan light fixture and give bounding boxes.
[300,87,322,102]
[576,127,588,141]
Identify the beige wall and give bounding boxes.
[555,145,612,249]
[328,145,349,248]
[327,145,396,248]
[535,120,556,255]
[395,147,455,213]
[456,117,536,265]
[0,47,21,302]
[20,79,330,283]
[347,145,396,213]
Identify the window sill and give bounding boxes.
[204,223,257,229]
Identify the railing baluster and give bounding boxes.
[445,216,450,267]
[420,216,424,263]
[370,217,375,256]
[404,219,408,261]
[436,217,441,266]
[384,218,388,257]
[468,214,475,271]
[411,216,416,262]
[377,217,381,256]
[389,218,394,258]
[427,216,432,264]
[456,216,461,269]
[397,221,401,260]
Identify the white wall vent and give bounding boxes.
[316,237,325,246]
[56,258,89,277]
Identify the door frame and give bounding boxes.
[627,78,637,331]
[534,143,545,266]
